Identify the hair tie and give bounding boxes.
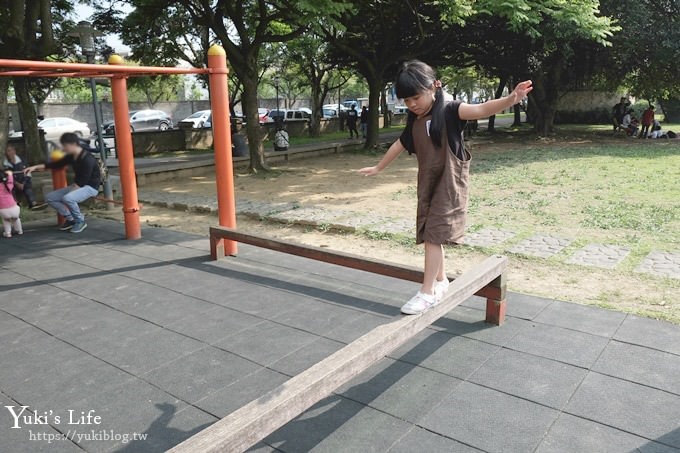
[434,80,442,89]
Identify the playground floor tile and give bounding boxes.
[614,314,680,356]
[532,297,627,337]
[419,381,560,453]
[337,357,462,424]
[2,218,680,452]
[468,348,587,409]
[505,322,610,368]
[565,373,680,449]
[592,340,680,395]
[389,427,484,453]
[535,413,675,453]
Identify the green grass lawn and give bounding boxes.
[466,140,680,265]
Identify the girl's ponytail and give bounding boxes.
[429,83,446,148]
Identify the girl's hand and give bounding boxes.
[511,80,533,103]
[358,166,380,177]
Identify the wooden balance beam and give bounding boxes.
[210,226,507,324]
[168,229,508,453]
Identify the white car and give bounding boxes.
[323,103,348,112]
[178,110,211,129]
[10,117,90,142]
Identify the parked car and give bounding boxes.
[264,109,286,123]
[322,108,339,118]
[178,110,211,129]
[323,103,347,112]
[102,109,173,135]
[284,110,311,121]
[10,117,90,142]
[202,113,244,129]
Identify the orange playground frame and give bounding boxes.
[0,46,238,255]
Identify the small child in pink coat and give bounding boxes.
[0,168,22,238]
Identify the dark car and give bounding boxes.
[103,109,173,135]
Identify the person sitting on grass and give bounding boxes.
[620,109,639,137]
[3,144,39,209]
[0,167,22,238]
[24,133,101,233]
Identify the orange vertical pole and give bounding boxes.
[50,167,68,225]
[207,45,237,256]
[108,54,141,240]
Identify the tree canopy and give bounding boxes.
[3,0,679,164]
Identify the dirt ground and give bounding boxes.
[98,144,680,322]
[23,128,678,323]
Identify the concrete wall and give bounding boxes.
[555,90,622,124]
[132,129,186,155]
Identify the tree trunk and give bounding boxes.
[365,76,383,149]
[13,77,43,163]
[380,87,389,129]
[242,76,268,172]
[487,75,507,132]
[528,76,559,136]
[660,98,680,122]
[309,78,322,137]
[512,103,522,127]
[0,78,9,152]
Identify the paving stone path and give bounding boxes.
[636,251,680,279]
[465,228,516,248]
[137,189,680,279]
[567,244,631,270]
[508,234,573,259]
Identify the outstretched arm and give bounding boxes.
[459,80,533,121]
[358,139,406,176]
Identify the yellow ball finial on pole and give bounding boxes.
[108,54,124,65]
[207,45,226,56]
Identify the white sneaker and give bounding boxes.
[434,279,450,301]
[401,291,436,315]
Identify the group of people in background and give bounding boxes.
[345,104,370,140]
[1,133,102,238]
[612,98,676,139]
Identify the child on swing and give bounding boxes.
[359,60,532,314]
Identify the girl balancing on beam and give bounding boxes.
[359,60,532,315]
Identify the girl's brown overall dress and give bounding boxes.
[400,100,470,245]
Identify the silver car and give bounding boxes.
[10,117,91,143]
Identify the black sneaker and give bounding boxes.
[31,202,48,211]
[59,219,76,231]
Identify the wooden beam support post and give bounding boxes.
[168,254,507,453]
[484,273,507,326]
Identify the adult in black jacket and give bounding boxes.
[347,104,359,138]
[360,106,369,138]
[25,133,100,233]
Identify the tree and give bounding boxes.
[282,35,349,136]
[325,0,454,148]
[172,0,349,172]
[451,0,618,135]
[100,0,348,172]
[0,0,76,162]
[600,0,680,121]
[128,75,183,106]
